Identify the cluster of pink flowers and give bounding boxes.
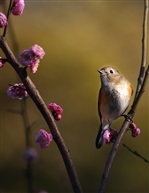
[7,83,28,99]
[48,103,63,121]
[24,148,38,162]
[11,0,25,16]
[35,129,53,148]
[35,104,63,148]
[103,129,118,144]
[0,0,25,28]
[103,122,140,145]
[20,44,45,73]
[129,122,141,138]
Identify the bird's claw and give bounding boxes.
[121,114,133,122]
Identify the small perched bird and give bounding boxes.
[96,66,133,149]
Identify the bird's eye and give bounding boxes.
[110,70,114,74]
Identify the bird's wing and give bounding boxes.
[98,88,102,120]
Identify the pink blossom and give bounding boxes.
[103,129,118,144]
[129,122,141,138]
[35,129,53,148]
[20,49,39,67]
[0,61,3,68]
[55,113,62,121]
[29,62,39,73]
[48,103,63,121]
[103,130,111,144]
[38,191,48,193]
[24,148,38,162]
[109,129,118,142]
[19,45,45,73]
[31,44,45,59]
[11,0,25,16]
[132,128,141,138]
[0,58,4,68]
[0,12,8,28]
[129,122,137,130]
[7,83,28,99]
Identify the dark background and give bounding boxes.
[0,1,149,193]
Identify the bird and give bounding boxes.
[96,66,133,149]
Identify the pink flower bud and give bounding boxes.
[11,0,25,16]
[0,12,8,28]
[0,58,4,68]
[103,130,111,144]
[24,148,38,162]
[132,128,141,138]
[35,129,53,148]
[7,83,28,99]
[48,103,63,121]
[129,122,141,138]
[129,122,137,130]
[0,62,3,68]
[103,129,118,144]
[109,129,118,142]
[31,44,45,59]
[55,113,62,121]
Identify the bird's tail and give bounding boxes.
[95,124,105,149]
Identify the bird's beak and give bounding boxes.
[97,70,102,74]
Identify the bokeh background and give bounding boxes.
[0,1,149,193]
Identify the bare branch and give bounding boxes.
[3,0,13,37]
[123,144,149,163]
[98,120,131,193]
[131,65,149,114]
[134,0,148,100]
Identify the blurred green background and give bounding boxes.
[0,1,149,193]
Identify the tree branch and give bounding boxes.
[134,0,148,100]
[21,99,34,193]
[98,120,131,193]
[0,36,83,193]
[3,0,13,37]
[130,64,149,115]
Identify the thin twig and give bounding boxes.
[130,65,149,115]
[7,100,35,193]
[21,99,34,193]
[3,0,13,37]
[98,1,148,193]
[0,37,83,193]
[123,144,149,163]
[134,0,148,100]
[7,109,22,114]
